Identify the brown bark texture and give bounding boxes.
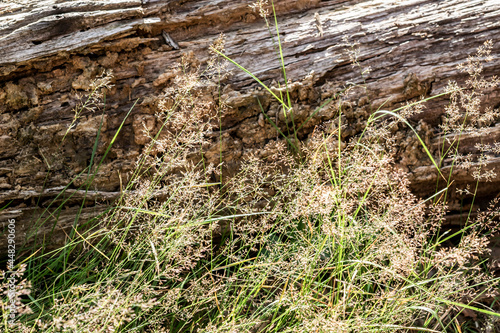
[0,0,500,252]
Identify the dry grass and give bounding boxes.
[1,4,499,332]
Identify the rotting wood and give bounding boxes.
[0,0,499,252]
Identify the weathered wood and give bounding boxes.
[1,0,499,252]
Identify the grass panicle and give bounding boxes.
[1,4,499,332]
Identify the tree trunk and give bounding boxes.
[1,0,499,252]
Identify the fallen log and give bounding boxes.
[0,0,499,252]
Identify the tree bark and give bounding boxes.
[1,0,499,252]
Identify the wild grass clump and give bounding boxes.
[2,3,500,332]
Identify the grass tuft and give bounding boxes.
[1,4,499,332]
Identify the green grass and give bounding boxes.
[1,5,500,333]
